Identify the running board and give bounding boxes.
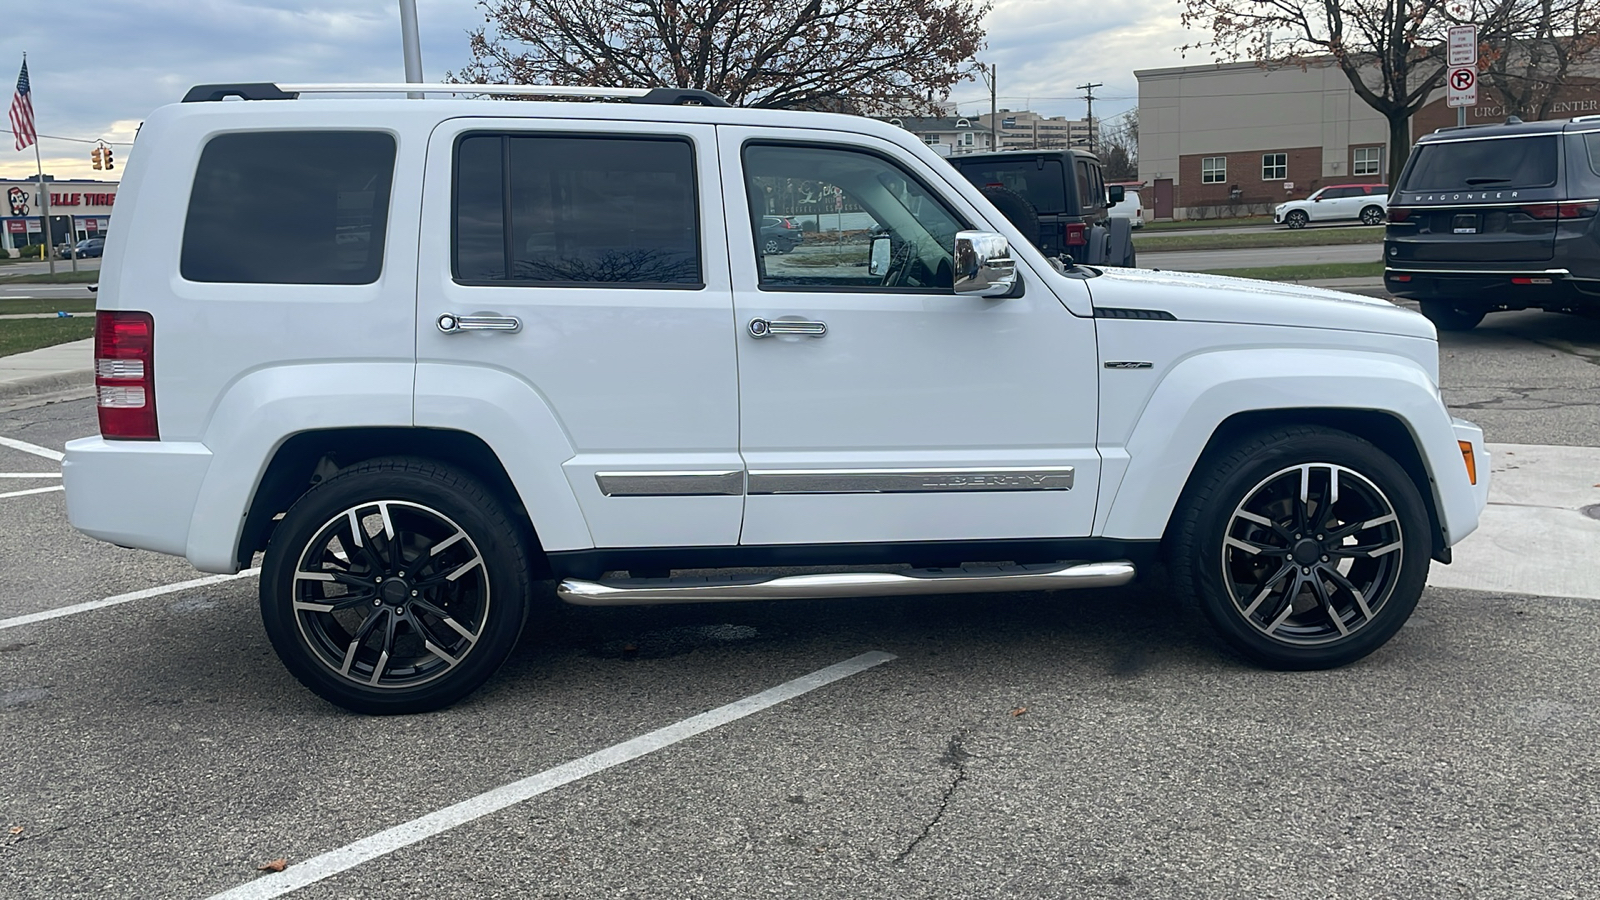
[556,560,1136,606]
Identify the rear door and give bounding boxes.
[415,118,743,549]
[1389,134,1562,263]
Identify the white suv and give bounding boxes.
[63,83,1489,713]
[1275,184,1390,228]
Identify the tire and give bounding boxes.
[1360,205,1385,226]
[978,185,1041,251]
[1419,300,1486,331]
[260,457,534,714]
[1168,426,1431,670]
[763,237,782,255]
[1123,244,1137,268]
[1285,210,1308,229]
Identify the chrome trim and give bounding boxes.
[1103,361,1153,369]
[1385,267,1571,276]
[557,560,1136,605]
[1390,199,1598,209]
[747,466,1074,494]
[281,83,652,98]
[595,470,744,497]
[437,313,522,334]
[748,317,826,338]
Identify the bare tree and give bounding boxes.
[1470,0,1600,120]
[452,0,990,112]
[1099,109,1138,180]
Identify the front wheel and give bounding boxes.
[1419,300,1486,331]
[260,458,534,714]
[1360,205,1385,226]
[1168,427,1431,670]
[1285,210,1308,229]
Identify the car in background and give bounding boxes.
[1275,184,1389,228]
[1384,117,1600,330]
[1108,187,1143,228]
[759,215,803,254]
[73,238,106,258]
[948,149,1135,267]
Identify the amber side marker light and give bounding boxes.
[1458,440,1477,485]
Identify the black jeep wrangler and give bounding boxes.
[949,149,1136,268]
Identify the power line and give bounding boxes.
[1076,82,1104,152]
[2,128,135,146]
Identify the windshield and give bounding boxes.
[1403,136,1559,192]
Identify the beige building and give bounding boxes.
[977,110,1098,151]
[3,177,118,254]
[1137,57,1600,220]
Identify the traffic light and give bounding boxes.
[90,147,103,170]
[104,147,113,170]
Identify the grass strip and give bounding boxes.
[0,316,96,358]
[0,298,96,315]
[1135,227,1383,252]
[1140,216,1274,231]
[1196,261,1385,281]
[0,271,101,284]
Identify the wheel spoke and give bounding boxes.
[369,610,399,686]
[1321,565,1375,621]
[341,607,386,676]
[428,529,467,557]
[412,598,480,643]
[1263,573,1302,634]
[1338,540,1402,559]
[1307,572,1349,637]
[1224,536,1283,557]
[1241,561,1295,617]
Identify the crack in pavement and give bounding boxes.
[895,729,971,864]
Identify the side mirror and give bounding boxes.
[1313,196,1322,202]
[1108,185,1125,204]
[868,234,893,276]
[953,231,1017,297]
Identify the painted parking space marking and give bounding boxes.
[0,472,62,477]
[205,650,898,900]
[0,484,63,500]
[0,569,260,632]
[0,435,64,461]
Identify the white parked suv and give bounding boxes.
[1275,184,1390,228]
[63,82,1489,713]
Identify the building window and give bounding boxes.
[1201,157,1226,184]
[922,134,941,146]
[961,132,974,147]
[1262,153,1288,181]
[1353,146,1382,177]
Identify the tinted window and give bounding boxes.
[743,143,966,292]
[951,158,1066,214]
[454,134,700,285]
[181,131,395,284]
[1584,134,1600,177]
[1075,161,1092,208]
[1405,136,1559,191]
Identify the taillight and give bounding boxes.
[95,311,158,440]
[1387,208,1411,223]
[1521,202,1598,219]
[1065,222,1088,246]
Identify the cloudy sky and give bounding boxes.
[0,0,1200,181]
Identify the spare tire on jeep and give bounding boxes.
[979,185,1041,251]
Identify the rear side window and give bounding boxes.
[454,134,701,286]
[952,158,1066,214]
[181,131,396,284]
[1404,136,1558,191]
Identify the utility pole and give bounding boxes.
[989,64,997,150]
[1077,81,1103,153]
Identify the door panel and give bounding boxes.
[719,127,1101,546]
[417,119,742,549]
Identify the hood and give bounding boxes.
[1087,267,1436,340]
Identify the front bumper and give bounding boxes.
[1449,417,1490,545]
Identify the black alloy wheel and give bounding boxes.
[1169,426,1430,669]
[1285,209,1309,229]
[1360,205,1386,226]
[261,458,533,714]
[1419,300,1486,331]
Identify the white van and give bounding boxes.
[1108,187,1143,228]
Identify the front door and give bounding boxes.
[416,118,742,550]
[718,127,1101,548]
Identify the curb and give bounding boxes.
[0,370,93,406]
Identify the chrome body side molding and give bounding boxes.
[746,466,1074,494]
[594,470,744,497]
[557,560,1136,606]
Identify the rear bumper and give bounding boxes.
[63,436,211,558]
[1383,266,1600,310]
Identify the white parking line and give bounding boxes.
[0,435,64,461]
[0,485,64,500]
[0,472,62,477]
[0,569,260,632]
[206,650,898,900]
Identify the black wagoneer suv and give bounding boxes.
[1385,117,1600,330]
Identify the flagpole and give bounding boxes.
[21,54,54,275]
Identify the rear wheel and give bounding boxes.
[1169,426,1430,670]
[1285,210,1309,229]
[1360,205,1385,226]
[261,458,533,714]
[1419,300,1486,331]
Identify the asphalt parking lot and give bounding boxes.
[2,306,1599,899]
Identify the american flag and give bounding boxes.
[10,59,35,152]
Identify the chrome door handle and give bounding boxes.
[748,317,827,339]
[437,313,521,334]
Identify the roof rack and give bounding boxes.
[181,82,730,107]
